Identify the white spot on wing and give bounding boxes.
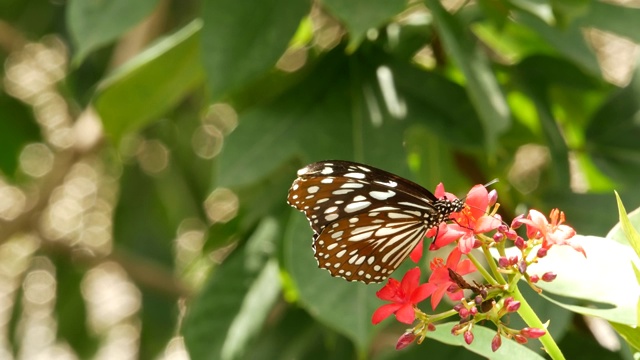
[332,189,353,195]
[321,167,333,174]
[345,172,366,179]
[344,201,371,213]
[375,180,397,187]
[370,190,396,200]
[307,186,319,194]
[325,213,339,221]
[321,178,334,184]
[341,183,364,189]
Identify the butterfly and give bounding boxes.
[287,160,464,284]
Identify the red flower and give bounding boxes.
[422,248,476,310]
[372,267,430,324]
[432,184,502,254]
[410,183,459,262]
[519,209,584,256]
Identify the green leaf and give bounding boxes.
[67,0,160,63]
[283,212,381,355]
[610,192,640,257]
[52,256,98,358]
[579,1,640,43]
[94,21,205,144]
[201,0,311,100]
[218,46,485,188]
[183,218,282,360]
[514,10,600,75]
[0,94,40,177]
[610,322,640,352]
[424,0,511,155]
[321,0,406,51]
[586,58,640,185]
[511,235,640,327]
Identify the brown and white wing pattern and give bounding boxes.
[287,160,464,283]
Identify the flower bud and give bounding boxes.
[475,295,483,304]
[396,332,417,350]
[488,190,498,206]
[505,229,518,240]
[542,272,557,282]
[498,257,509,267]
[521,327,546,339]
[428,323,436,332]
[511,214,524,229]
[469,307,478,316]
[515,236,526,249]
[453,303,463,312]
[493,232,505,243]
[464,330,474,345]
[529,274,539,283]
[498,224,508,233]
[536,247,548,258]
[505,299,521,313]
[514,334,528,344]
[459,308,470,319]
[491,333,502,352]
[517,260,527,274]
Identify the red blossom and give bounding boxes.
[422,248,476,310]
[519,209,584,257]
[431,184,502,254]
[372,267,430,325]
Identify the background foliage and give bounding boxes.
[1,0,640,359]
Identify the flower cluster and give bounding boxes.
[371,183,584,353]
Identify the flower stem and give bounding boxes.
[481,243,507,285]
[466,252,498,285]
[511,286,565,360]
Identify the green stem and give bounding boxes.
[511,286,565,360]
[466,252,498,285]
[481,243,507,285]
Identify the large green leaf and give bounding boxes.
[183,218,282,360]
[201,0,311,100]
[504,235,640,327]
[424,0,511,155]
[579,1,640,43]
[586,58,640,185]
[283,212,382,355]
[321,0,406,51]
[94,21,205,144]
[67,0,160,63]
[514,10,600,75]
[218,46,486,188]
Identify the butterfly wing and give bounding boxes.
[288,160,440,234]
[288,160,449,283]
[313,207,428,283]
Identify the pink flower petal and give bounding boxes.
[475,215,502,233]
[376,278,400,301]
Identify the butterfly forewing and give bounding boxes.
[288,160,463,283]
